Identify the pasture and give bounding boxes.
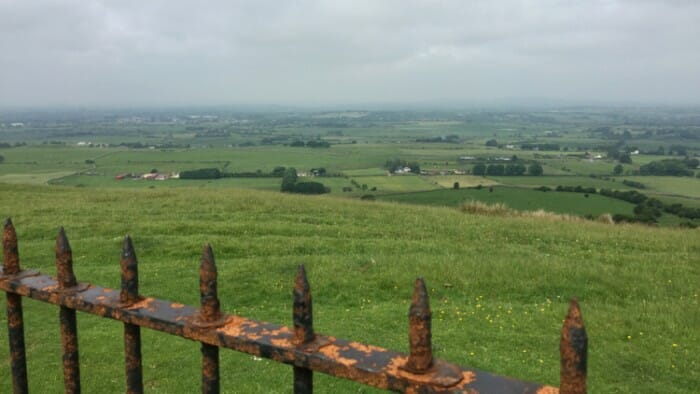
[0,184,697,393]
[377,186,637,217]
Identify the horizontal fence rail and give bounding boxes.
[1,218,588,393]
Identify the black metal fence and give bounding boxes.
[1,218,587,393]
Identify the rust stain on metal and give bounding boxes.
[125,297,155,310]
[460,371,477,385]
[401,277,433,374]
[347,341,386,357]
[293,264,315,345]
[120,235,140,306]
[397,359,464,388]
[55,227,77,289]
[197,244,221,323]
[271,337,291,348]
[319,343,359,367]
[217,315,247,337]
[560,299,587,394]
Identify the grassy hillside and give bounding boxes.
[0,183,698,393]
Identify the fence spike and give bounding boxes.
[3,218,20,275]
[120,235,140,305]
[293,265,314,393]
[55,227,77,289]
[402,277,433,373]
[3,218,29,393]
[199,244,220,323]
[560,299,587,394]
[293,264,314,345]
[199,244,221,394]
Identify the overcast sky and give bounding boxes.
[1,0,699,108]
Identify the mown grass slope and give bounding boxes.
[0,183,698,393]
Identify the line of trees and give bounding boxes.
[536,184,700,224]
[473,162,542,176]
[179,168,222,179]
[639,159,698,176]
[290,140,331,148]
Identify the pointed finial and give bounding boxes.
[560,299,587,394]
[3,218,20,275]
[120,235,140,304]
[55,227,77,289]
[402,277,433,373]
[199,244,220,323]
[293,265,314,345]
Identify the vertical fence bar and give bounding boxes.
[56,227,81,394]
[3,218,29,394]
[120,236,143,394]
[199,244,220,394]
[292,265,314,394]
[560,299,588,394]
[402,277,433,373]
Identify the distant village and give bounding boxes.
[114,172,179,181]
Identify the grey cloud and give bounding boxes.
[1,0,699,106]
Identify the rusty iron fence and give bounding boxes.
[1,218,587,393]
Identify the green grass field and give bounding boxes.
[621,176,700,198]
[489,175,624,189]
[377,186,637,217]
[0,183,697,393]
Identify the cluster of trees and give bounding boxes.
[385,158,420,174]
[281,168,329,194]
[663,203,700,220]
[179,168,222,179]
[180,166,335,180]
[600,189,699,223]
[537,184,699,224]
[622,180,646,189]
[599,188,647,204]
[473,162,542,176]
[416,135,459,143]
[639,159,698,176]
[613,198,665,224]
[520,143,560,151]
[181,167,298,179]
[555,185,597,194]
[290,140,331,148]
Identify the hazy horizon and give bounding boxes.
[2,1,700,107]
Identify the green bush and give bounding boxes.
[179,168,221,179]
[293,182,329,195]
